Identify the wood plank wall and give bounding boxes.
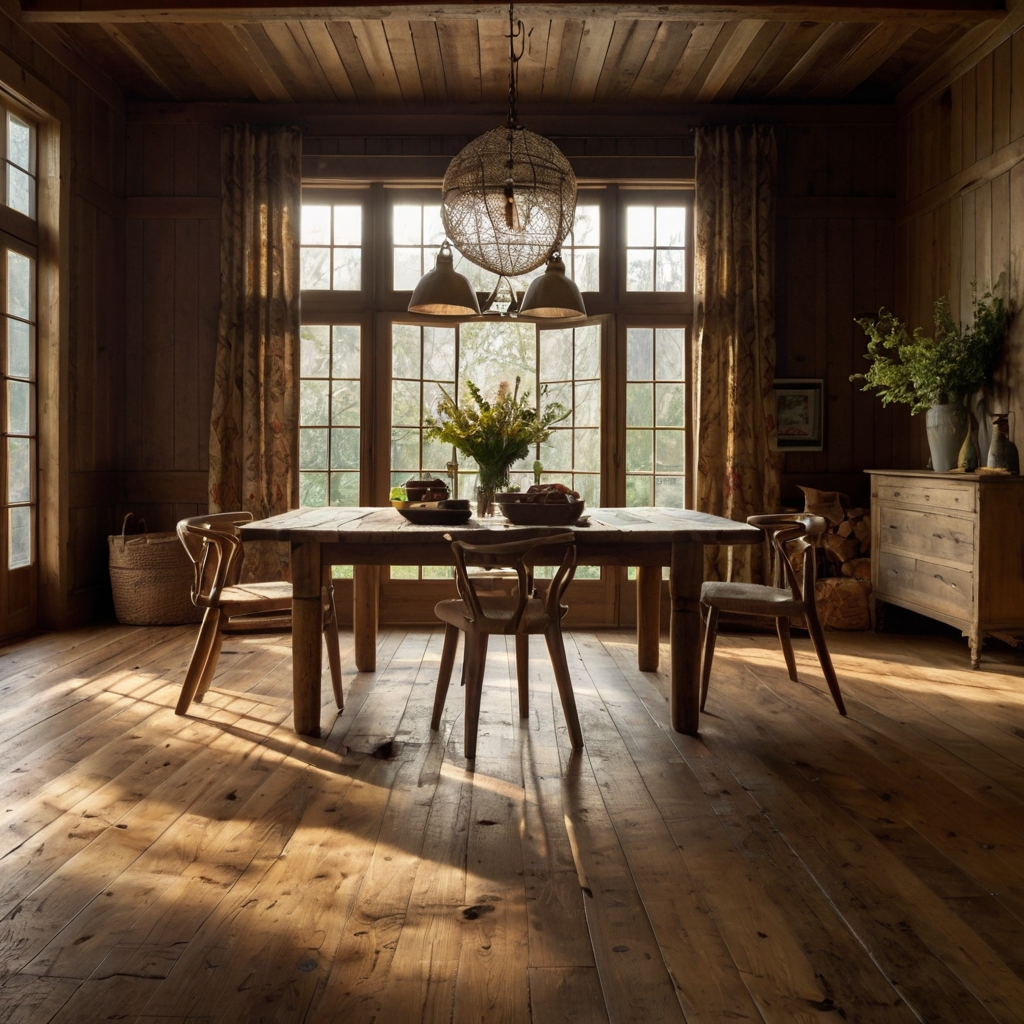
[0,7,127,627]
[897,26,1024,467]
[123,123,221,534]
[775,121,901,504]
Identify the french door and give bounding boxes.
[0,237,37,640]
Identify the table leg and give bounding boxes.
[354,564,380,672]
[670,541,703,734]
[636,565,661,671]
[292,541,323,737]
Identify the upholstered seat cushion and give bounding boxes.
[434,594,555,634]
[700,581,803,617]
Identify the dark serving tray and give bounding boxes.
[397,506,473,525]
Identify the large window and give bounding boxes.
[297,182,693,605]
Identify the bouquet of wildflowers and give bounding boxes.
[425,377,568,488]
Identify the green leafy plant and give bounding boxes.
[424,377,569,487]
[852,287,1008,414]
[389,485,407,501]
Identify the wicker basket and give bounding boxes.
[108,514,203,625]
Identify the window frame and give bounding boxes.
[299,185,373,308]
[617,187,695,308]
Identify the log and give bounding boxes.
[853,518,871,546]
[823,532,860,563]
[815,578,872,630]
[842,557,872,580]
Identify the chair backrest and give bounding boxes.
[450,530,576,633]
[176,512,253,608]
[746,513,827,605]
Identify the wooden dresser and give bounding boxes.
[868,470,1024,666]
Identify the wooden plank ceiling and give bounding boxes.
[21,2,1006,103]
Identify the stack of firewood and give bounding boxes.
[798,487,872,630]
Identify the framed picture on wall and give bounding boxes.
[773,379,824,451]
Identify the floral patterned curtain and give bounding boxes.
[694,124,781,583]
[208,124,301,580]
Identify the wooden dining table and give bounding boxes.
[241,506,761,739]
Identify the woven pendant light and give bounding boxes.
[440,3,577,280]
[442,127,576,278]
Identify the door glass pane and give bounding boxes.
[626,327,686,507]
[8,252,31,319]
[7,437,30,502]
[298,324,361,510]
[7,319,30,377]
[7,379,30,434]
[9,506,30,569]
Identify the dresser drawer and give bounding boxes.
[876,503,975,566]
[872,478,976,512]
[875,550,974,621]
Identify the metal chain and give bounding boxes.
[506,1,524,130]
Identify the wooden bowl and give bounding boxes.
[500,499,585,526]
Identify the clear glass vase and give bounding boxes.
[476,464,511,518]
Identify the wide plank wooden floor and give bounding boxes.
[1,621,1024,1023]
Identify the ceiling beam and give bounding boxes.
[18,0,1008,25]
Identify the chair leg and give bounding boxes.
[699,604,719,712]
[431,624,460,731]
[776,617,798,681]
[544,626,584,749]
[464,633,489,760]
[194,629,226,702]
[323,581,344,711]
[805,610,847,716]
[515,633,529,719]
[176,608,222,715]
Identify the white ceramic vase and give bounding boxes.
[925,402,968,472]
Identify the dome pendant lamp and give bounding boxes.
[520,252,586,318]
[408,241,481,316]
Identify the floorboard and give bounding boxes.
[1,623,1023,1023]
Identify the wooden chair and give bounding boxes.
[175,512,343,716]
[699,513,846,715]
[431,531,584,759]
